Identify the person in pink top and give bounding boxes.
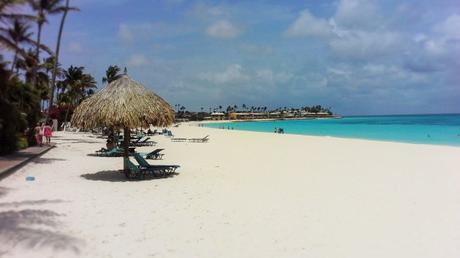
[34,123,42,146]
[44,122,52,145]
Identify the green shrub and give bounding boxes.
[0,98,20,155]
[16,134,29,149]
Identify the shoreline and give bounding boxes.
[191,121,460,149]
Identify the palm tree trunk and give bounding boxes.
[49,0,70,112]
[32,19,43,88]
[123,127,130,170]
[10,51,17,74]
[64,104,70,126]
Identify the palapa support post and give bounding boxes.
[123,127,130,170]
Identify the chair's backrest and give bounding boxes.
[133,153,150,167]
[150,149,161,155]
[124,157,139,172]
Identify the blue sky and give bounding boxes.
[40,0,460,115]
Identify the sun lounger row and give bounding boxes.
[171,135,209,143]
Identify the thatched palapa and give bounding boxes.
[71,74,174,169]
[71,74,174,129]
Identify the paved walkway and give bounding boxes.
[0,144,55,180]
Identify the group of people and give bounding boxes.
[34,122,53,146]
[274,128,285,134]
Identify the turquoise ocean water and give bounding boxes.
[204,114,460,147]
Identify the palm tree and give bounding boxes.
[102,65,122,84]
[28,0,64,88]
[61,65,96,122]
[0,19,34,73]
[0,1,35,25]
[48,0,78,112]
[15,49,38,82]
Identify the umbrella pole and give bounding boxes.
[123,127,130,171]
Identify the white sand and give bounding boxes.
[1,124,460,258]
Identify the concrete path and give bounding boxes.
[0,144,55,180]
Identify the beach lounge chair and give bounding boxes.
[171,137,187,142]
[123,157,145,179]
[95,147,124,157]
[133,153,180,176]
[130,137,156,146]
[188,135,209,143]
[130,137,141,144]
[146,148,165,160]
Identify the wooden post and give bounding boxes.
[123,127,130,170]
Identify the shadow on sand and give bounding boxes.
[55,139,101,144]
[81,170,178,182]
[32,157,67,164]
[0,188,81,254]
[0,209,81,254]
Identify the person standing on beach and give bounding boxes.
[39,123,45,146]
[44,122,52,145]
[34,123,42,146]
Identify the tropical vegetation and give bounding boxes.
[0,0,91,155]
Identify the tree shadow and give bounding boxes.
[32,158,66,164]
[0,199,66,208]
[0,209,82,254]
[0,187,9,198]
[55,139,101,144]
[81,170,178,182]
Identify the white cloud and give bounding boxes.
[414,33,427,43]
[118,23,134,42]
[68,42,83,54]
[414,14,460,58]
[191,2,226,18]
[163,0,184,5]
[328,67,351,77]
[434,14,460,40]
[240,44,273,55]
[285,9,333,38]
[199,65,294,86]
[118,22,193,43]
[284,1,402,60]
[206,20,241,39]
[199,64,249,84]
[329,30,401,59]
[127,54,149,67]
[255,69,293,84]
[334,0,380,29]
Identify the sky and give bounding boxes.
[39,0,460,115]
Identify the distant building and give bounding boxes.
[210,112,225,120]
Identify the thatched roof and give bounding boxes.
[71,75,175,129]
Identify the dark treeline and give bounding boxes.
[174,104,333,121]
[0,0,96,155]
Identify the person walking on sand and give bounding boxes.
[44,122,52,145]
[34,123,43,146]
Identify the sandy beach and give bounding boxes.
[1,124,460,258]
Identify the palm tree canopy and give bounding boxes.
[28,0,65,24]
[71,74,175,129]
[102,65,122,84]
